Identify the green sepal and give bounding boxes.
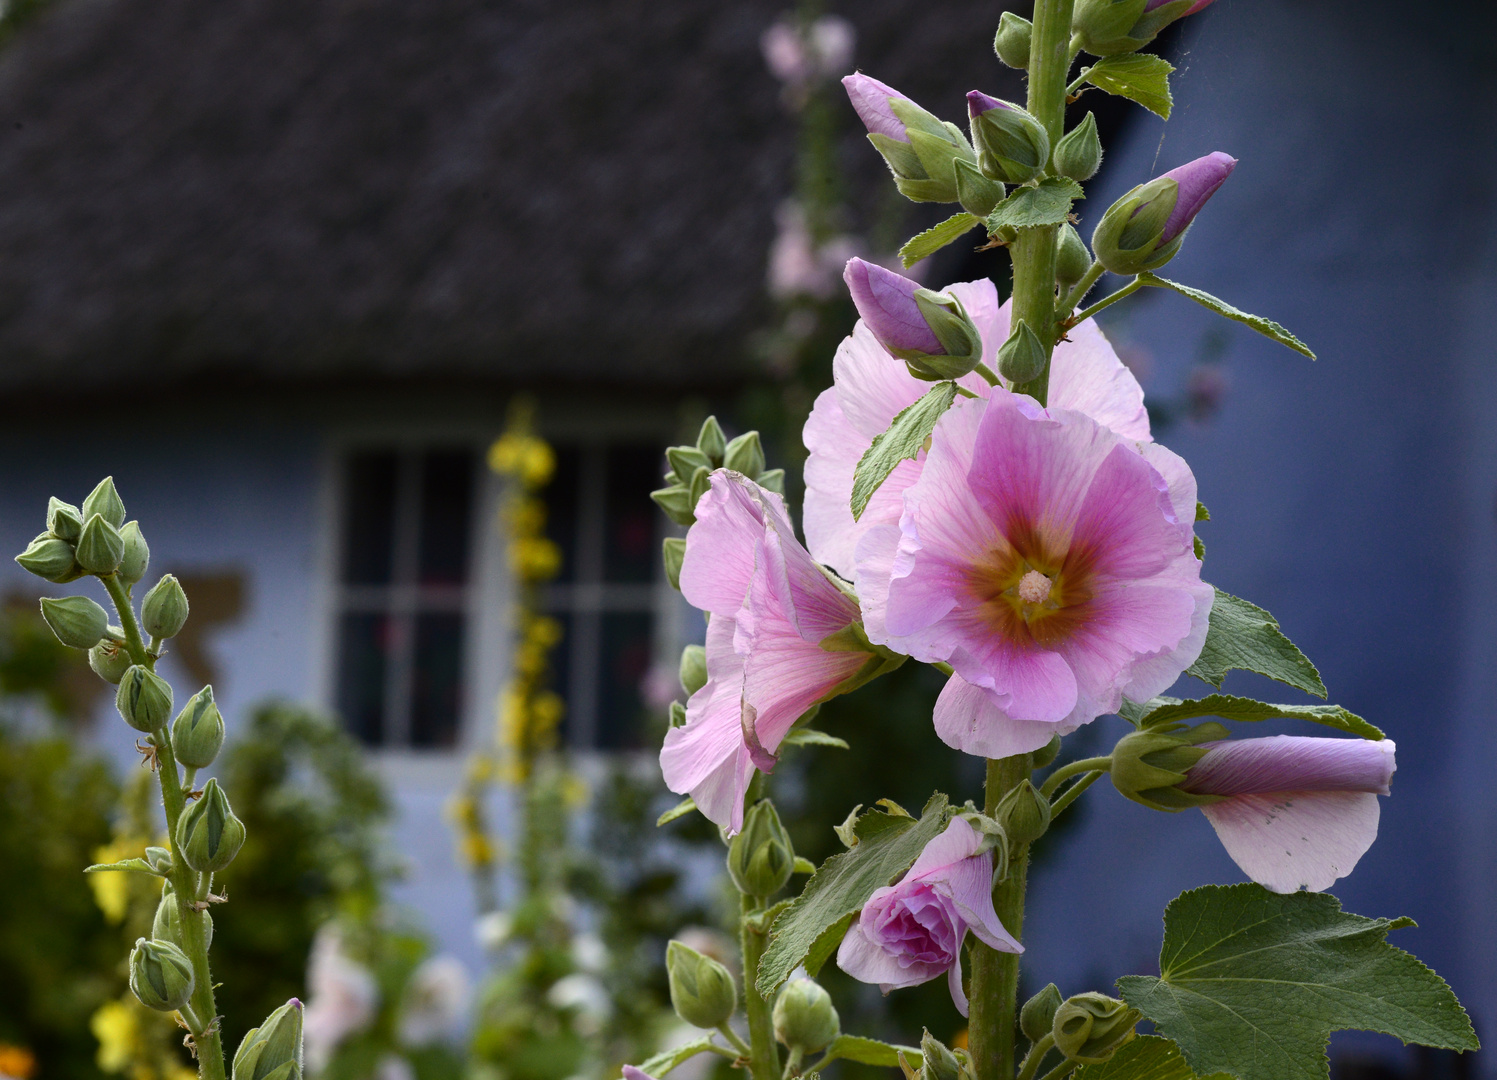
[666,445,712,485]
[868,133,926,182]
[651,485,696,526]
[756,468,785,494]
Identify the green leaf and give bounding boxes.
[638,1038,721,1077]
[792,856,817,875]
[802,912,855,978]
[986,177,1085,232]
[1118,885,1479,1080]
[851,383,959,521]
[656,797,697,827]
[1075,1036,1230,1080]
[1136,693,1384,740]
[1082,54,1176,120]
[84,858,163,876]
[757,793,951,995]
[781,728,850,751]
[820,1035,923,1069]
[899,212,981,268]
[1186,589,1326,698]
[1139,273,1315,359]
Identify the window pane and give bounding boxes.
[604,445,662,584]
[418,449,475,586]
[543,445,580,585]
[341,452,397,585]
[597,611,653,750]
[336,613,388,745]
[547,611,574,745]
[411,613,464,748]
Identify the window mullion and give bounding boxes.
[384,451,423,748]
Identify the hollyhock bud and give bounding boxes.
[842,74,980,205]
[1021,983,1064,1043]
[773,979,840,1054]
[233,998,305,1080]
[39,595,108,649]
[993,12,1032,70]
[678,645,707,697]
[727,799,795,898]
[993,779,1050,845]
[1055,224,1092,288]
[75,513,125,574]
[967,91,1049,185]
[696,416,727,466]
[837,817,1021,1016]
[47,497,83,541]
[1092,153,1236,275]
[1052,993,1140,1063]
[130,937,195,1012]
[176,777,246,873]
[117,665,173,732]
[723,431,766,477]
[90,636,133,684]
[1073,0,1211,56]
[666,939,737,1029]
[1054,112,1102,182]
[16,534,82,583]
[920,1030,964,1080]
[141,574,190,639]
[172,686,225,769]
[1109,722,1231,811]
[662,537,685,590]
[118,522,150,586]
[843,258,983,380]
[153,886,213,950]
[996,320,1047,384]
[81,476,126,529]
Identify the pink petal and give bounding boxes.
[935,853,1022,955]
[947,956,969,1017]
[905,817,982,879]
[741,597,870,755]
[1201,790,1381,894]
[1048,318,1151,442]
[852,523,901,643]
[1119,576,1215,703]
[659,617,752,832]
[933,672,1078,758]
[1135,441,1198,539]
[1066,441,1189,580]
[679,474,767,616]
[835,921,948,990]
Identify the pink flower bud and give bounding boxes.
[841,73,912,143]
[843,257,943,354]
[1158,151,1237,244]
[1181,735,1395,798]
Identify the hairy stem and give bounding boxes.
[1039,756,1112,799]
[1058,260,1106,317]
[741,894,782,1080]
[1072,277,1143,326]
[1017,1034,1057,1080]
[1049,770,1105,820]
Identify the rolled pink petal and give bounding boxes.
[965,89,1010,118]
[1183,736,1397,894]
[1158,151,1236,243]
[842,73,912,143]
[837,818,1020,1016]
[843,257,943,355]
[624,1067,659,1080]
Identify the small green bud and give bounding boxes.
[46,497,83,541]
[1054,112,1103,182]
[1032,734,1063,770]
[994,779,1050,845]
[233,998,304,1080]
[668,700,687,728]
[679,645,708,697]
[919,1030,962,1080]
[118,521,150,586]
[152,890,213,950]
[145,846,173,874]
[773,979,840,1055]
[116,665,174,732]
[141,574,190,639]
[1020,983,1064,1043]
[953,158,1005,219]
[696,416,728,467]
[662,537,686,590]
[75,514,125,574]
[39,595,109,649]
[666,939,737,1029]
[666,445,713,486]
[176,777,246,873]
[756,468,786,495]
[1108,722,1229,810]
[1055,225,1093,289]
[651,485,696,527]
[1052,992,1140,1064]
[81,477,127,529]
[723,431,766,478]
[727,799,795,898]
[994,12,1032,69]
[129,937,195,1012]
[89,635,133,684]
[687,465,712,509]
[997,320,1048,385]
[172,686,225,769]
[17,534,83,583]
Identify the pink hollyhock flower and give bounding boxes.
[837,817,1020,1016]
[660,471,890,834]
[803,275,1149,583]
[856,391,1211,757]
[1182,735,1397,894]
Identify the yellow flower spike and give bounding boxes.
[90,1000,138,1074]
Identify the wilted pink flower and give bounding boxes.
[1182,735,1397,894]
[856,391,1211,756]
[1158,151,1237,244]
[842,73,914,143]
[837,817,1020,1015]
[660,471,883,833]
[803,275,1149,583]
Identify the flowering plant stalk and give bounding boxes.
[638,5,1479,1080]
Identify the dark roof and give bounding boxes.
[0,0,1020,394]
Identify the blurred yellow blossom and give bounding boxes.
[0,1044,35,1080]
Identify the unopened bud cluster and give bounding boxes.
[652,416,784,531]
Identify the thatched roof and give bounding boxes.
[0,0,1025,395]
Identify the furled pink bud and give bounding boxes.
[965,91,1049,184]
[843,75,991,207]
[1091,151,1236,274]
[1181,735,1395,799]
[1157,151,1237,244]
[843,258,984,379]
[842,73,911,143]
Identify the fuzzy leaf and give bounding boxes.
[757,794,951,995]
[656,797,697,827]
[638,1038,720,1077]
[1082,54,1176,119]
[852,383,959,520]
[822,1035,923,1069]
[802,912,856,978]
[987,177,1086,232]
[1139,274,1315,359]
[1075,1036,1229,1080]
[84,858,163,876]
[1187,589,1326,698]
[1136,693,1383,740]
[781,728,851,750]
[1118,885,1479,1080]
[899,212,981,268]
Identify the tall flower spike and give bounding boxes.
[659,471,902,833]
[837,817,1021,1016]
[1112,731,1397,894]
[842,258,983,379]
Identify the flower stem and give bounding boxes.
[782,1047,805,1079]
[1037,1058,1080,1080]
[1072,277,1143,326]
[1039,756,1112,799]
[740,893,782,1080]
[1049,770,1105,820]
[1017,1034,1057,1080]
[1057,261,1106,317]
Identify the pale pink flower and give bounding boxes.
[1182,735,1397,894]
[660,471,883,833]
[855,391,1211,757]
[398,956,470,1046]
[303,924,378,1071]
[837,817,1020,1016]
